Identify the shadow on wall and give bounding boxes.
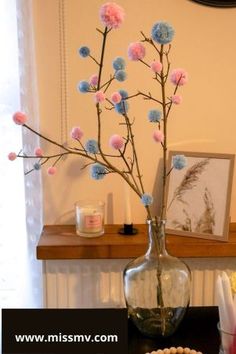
[45,157,86,225]
[151,159,163,218]
[52,164,115,225]
[53,192,114,225]
[106,193,114,224]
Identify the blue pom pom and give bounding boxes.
[33,163,41,171]
[115,101,129,115]
[151,22,175,45]
[112,57,126,71]
[77,81,90,93]
[173,155,187,170]
[118,89,128,99]
[91,163,106,180]
[141,193,153,206]
[85,139,99,154]
[115,70,127,82]
[78,46,90,58]
[148,109,162,122]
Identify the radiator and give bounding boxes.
[43,258,236,308]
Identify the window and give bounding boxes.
[0,0,42,310]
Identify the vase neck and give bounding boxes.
[146,218,168,256]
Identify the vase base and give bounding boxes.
[128,306,187,338]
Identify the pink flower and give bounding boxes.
[150,61,162,73]
[13,111,27,125]
[99,2,125,29]
[171,95,182,105]
[109,134,124,150]
[94,91,106,103]
[170,68,188,86]
[8,152,17,161]
[153,130,164,143]
[89,74,98,86]
[47,166,57,175]
[128,42,146,61]
[70,126,84,140]
[111,92,122,104]
[34,147,43,157]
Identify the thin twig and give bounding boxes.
[89,54,100,66]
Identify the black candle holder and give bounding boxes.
[119,223,138,235]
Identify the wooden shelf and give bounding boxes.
[36,223,236,260]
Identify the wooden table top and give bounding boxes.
[37,223,236,260]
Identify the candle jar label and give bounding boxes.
[85,214,102,229]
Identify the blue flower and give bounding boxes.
[115,101,129,115]
[78,46,90,58]
[112,57,126,71]
[173,155,187,170]
[91,163,106,180]
[115,70,127,82]
[77,81,90,93]
[148,109,162,122]
[118,89,128,99]
[85,139,99,154]
[151,22,175,45]
[141,193,153,206]
[33,163,41,171]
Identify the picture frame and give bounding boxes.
[190,0,236,7]
[166,151,235,241]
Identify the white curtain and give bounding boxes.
[0,0,42,310]
[17,0,43,308]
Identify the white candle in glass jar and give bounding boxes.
[75,201,105,237]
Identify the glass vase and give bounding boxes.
[123,218,191,338]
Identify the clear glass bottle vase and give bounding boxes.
[123,218,191,338]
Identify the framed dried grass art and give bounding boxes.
[166,151,235,241]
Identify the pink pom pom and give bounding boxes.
[8,152,17,161]
[89,74,98,86]
[47,166,57,175]
[128,42,146,61]
[111,92,122,104]
[99,2,125,29]
[94,91,106,103]
[170,69,188,86]
[34,147,43,157]
[150,61,162,73]
[109,134,124,150]
[70,126,84,140]
[13,111,27,125]
[153,130,164,143]
[171,95,182,104]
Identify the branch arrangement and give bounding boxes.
[9,2,188,223]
